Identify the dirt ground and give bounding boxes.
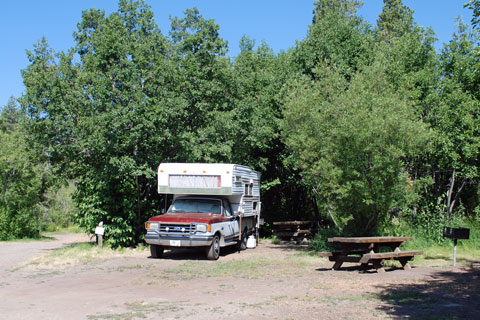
[0,234,479,320]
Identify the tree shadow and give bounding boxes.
[375,266,480,319]
[266,242,311,253]
[315,264,409,273]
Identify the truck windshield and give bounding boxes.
[168,199,222,215]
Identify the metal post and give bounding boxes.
[453,238,457,267]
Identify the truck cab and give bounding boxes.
[145,163,260,260]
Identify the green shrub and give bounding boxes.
[46,222,57,232]
[309,227,341,252]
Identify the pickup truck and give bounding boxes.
[145,195,245,260]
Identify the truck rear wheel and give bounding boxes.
[150,244,164,258]
[206,235,220,260]
[238,229,247,251]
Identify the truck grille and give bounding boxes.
[159,223,196,233]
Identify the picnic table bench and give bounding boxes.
[272,221,317,242]
[318,236,423,272]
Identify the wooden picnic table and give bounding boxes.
[320,236,423,272]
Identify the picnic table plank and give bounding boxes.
[359,250,423,264]
[328,236,412,243]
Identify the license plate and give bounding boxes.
[170,240,181,247]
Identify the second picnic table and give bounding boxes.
[320,236,423,272]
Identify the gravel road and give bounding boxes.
[0,233,91,274]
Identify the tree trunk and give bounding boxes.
[446,169,466,218]
[446,169,455,218]
[311,197,322,226]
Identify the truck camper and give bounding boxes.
[145,163,261,260]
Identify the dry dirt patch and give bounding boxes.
[0,236,478,320]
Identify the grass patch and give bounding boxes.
[377,290,438,305]
[0,226,83,243]
[87,300,186,320]
[117,264,143,272]
[87,311,145,320]
[405,243,480,268]
[239,294,288,310]
[165,259,273,279]
[270,236,281,245]
[165,252,318,280]
[42,225,83,234]
[24,242,146,270]
[323,293,373,302]
[26,270,64,279]
[0,235,56,243]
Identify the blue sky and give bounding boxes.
[0,1,473,107]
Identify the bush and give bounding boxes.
[39,182,76,230]
[309,227,341,252]
[377,207,479,251]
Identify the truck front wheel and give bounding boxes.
[150,244,164,258]
[206,235,220,260]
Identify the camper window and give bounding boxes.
[244,183,253,196]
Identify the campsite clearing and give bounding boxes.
[0,234,478,319]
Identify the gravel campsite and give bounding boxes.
[0,234,478,320]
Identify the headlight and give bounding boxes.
[146,222,159,230]
[196,224,207,232]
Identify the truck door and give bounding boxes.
[223,199,238,238]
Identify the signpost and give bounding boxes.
[95,221,105,248]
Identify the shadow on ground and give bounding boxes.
[375,266,480,319]
[267,242,311,252]
[148,245,242,260]
[314,265,408,273]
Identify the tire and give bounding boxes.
[150,244,164,258]
[206,235,220,260]
[238,229,247,251]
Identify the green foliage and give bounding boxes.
[465,0,480,29]
[281,53,430,235]
[21,1,236,247]
[378,211,480,252]
[294,0,372,81]
[38,182,76,229]
[0,97,45,240]
[308,227,340,252]
[21,1,173,246]
[418,20,480,221]
[377,0,414,39]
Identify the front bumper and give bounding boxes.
[145,231,213,247]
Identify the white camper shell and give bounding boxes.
[157,163,261,217]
